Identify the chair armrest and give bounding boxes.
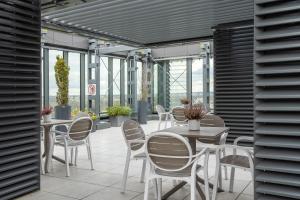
[218,144,253,158]
[234,136,254,145]
[192,147,208,162]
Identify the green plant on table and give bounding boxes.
[106,105,132,117]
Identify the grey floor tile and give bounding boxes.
[82,187,140,200]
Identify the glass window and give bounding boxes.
[113,58,121,105]
[49,49,63,107]
[169,59,187,109]
[100,57,108,112]
[192,58,204,104]
[68,52,81,110]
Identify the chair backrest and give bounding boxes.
[121,119,145,151]
[199,114,227,144]
[68,117,93,141]
[200,114,225,127]
[156,105,166,114]
[171,107,187,122]
[146,132,193,172]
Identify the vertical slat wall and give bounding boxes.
[214,22,254,143]
[254,1,300,199]
[0,1,41,199]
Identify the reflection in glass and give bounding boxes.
[169,59,187,109]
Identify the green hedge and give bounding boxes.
[106,105,132,117]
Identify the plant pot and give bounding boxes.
[43,114,51,123]
[92,119,100,132]
[188,119,200,131]
[110,116,130,127]
[138,100,148,124]
[55,105,71,132]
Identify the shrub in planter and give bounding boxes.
[54,55,71,120]
[106,105,132,127]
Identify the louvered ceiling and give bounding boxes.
[42,0,253,45]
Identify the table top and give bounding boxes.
[41,119,73,126]
[159,126,229,140]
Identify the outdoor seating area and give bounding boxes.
[1,1,299,200]
[21,120,253,200]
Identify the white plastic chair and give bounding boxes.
[144,132,209,200]
[121,120,147,193]
[212,136,254,200]
[156,105,171,130]
[170,106,188,127]
[196,114,229,187]
[54,117,94,177]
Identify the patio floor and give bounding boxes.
[18,120,253,200]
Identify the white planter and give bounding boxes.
[43,114,51,123]
[188,119,200,131]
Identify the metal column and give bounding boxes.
[43,48,49,107]
[201,43,211,110]
[108,57,113,107]
[80,53,85,110]
[120,59,126,106]
[186,58,193,102]
[127,56,138,113]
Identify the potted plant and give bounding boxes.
[41,106,53,123]
[184,104,207,130]
[106,105,132,127]
[54,55,71,120]
[87,111,99,132]
[180,97,191,108]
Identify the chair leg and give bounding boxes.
[86,144,91,160]
[140,159,146,183]
[229,167,235,193]
[70,148,74,164]
[218,165,223,189]
[158,116,162,131]
[144,179,150,200]
[64,141,70,177]
[121,150,131,193]
[157,178,162,200]
[74,146,78,166]
[204,151,210,200]
[87,139,94,170]
[152,179,158,199]
[164,114,168,129]
[222,149,228,180]
[190,176,196,200]
[212,149,220,200]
